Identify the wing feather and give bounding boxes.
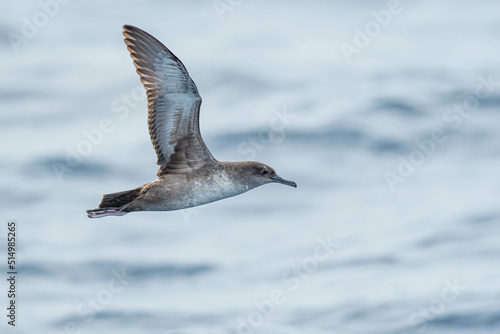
[122,25,216,176]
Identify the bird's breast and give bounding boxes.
[140,170,250,211]
[187,171,249,207]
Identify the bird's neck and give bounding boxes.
[218,161,258,193]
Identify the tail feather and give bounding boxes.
[87,186,144,219]
[98,187,143,208]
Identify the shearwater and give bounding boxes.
[87,25,296,219]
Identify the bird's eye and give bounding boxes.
[261,169,269,175]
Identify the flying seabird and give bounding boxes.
[86,25,296,218]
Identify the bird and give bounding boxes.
[86,25,296,218]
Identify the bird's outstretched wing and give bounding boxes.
[123,25,216,176]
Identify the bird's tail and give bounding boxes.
[87,186,144,219]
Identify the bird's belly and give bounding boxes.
[180,183,243,209]
[182,175,251,209]
[131,175,249,212]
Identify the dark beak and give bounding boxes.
[271,175,297,188]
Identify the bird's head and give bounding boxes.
[240,162,297,189]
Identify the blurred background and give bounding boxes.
[1,0,500,333]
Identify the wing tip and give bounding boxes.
[122,25,150,41]
[123,24,138,32]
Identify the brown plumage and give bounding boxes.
[86,25,296,219]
